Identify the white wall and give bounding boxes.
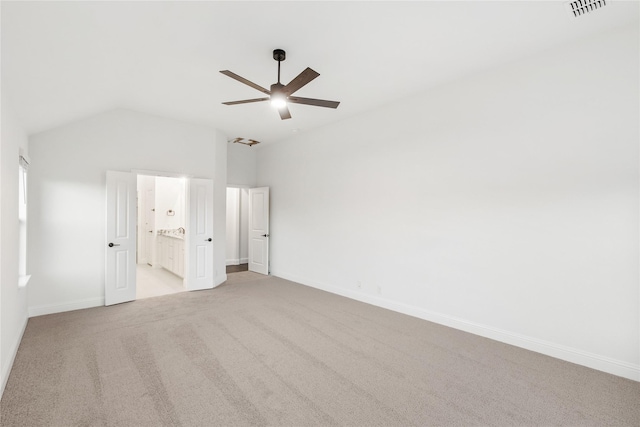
[155,176,186,230]
[256,26,640,380]
[0,94,29,397]
[28,109,227,316]
[226,188,240,265]
[227,142,257,187]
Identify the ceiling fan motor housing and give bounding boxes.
[270,83,284,93]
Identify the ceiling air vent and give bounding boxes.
[230,137,260,147]
[565,0,607,18]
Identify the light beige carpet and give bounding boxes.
[2,272,639,426]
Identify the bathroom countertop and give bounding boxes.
[157,230,185,240]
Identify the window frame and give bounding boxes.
[18,151,30,288]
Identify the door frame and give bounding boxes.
[137,175,156,265]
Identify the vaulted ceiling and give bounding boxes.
[2,1,638,144]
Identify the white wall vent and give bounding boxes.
[565,0,607,18]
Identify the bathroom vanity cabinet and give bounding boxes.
[157,234,185,278]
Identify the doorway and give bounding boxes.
[137,174,186,299]
[105,170,215,306]
[225,187,249,275]
[225,186,270,276]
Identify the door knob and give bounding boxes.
[108,242,120,247]
[206,238,212,242]
[262,234,270,237]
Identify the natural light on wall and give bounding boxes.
[18,150,31,288]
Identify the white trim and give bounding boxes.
[225,258,249,266]
[215,273,227,287]
[131,169,193,179]
[18,274,31,288]
[274,271,640,382]
[226,257,248,266]
[0,315,28,399]
[18,147,31,169]
[28,297,104,317]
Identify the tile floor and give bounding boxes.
[136,264,185,300]
[137,263,251,300]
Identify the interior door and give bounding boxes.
[105,171,137,305]
[249,187,269,275]
[185,178,214,290]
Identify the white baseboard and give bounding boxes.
[28,297,105,317]
[274,271,640,382]
[0,314,28,400]
[226,259,248,266]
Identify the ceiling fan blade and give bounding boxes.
[222,97,269,105]
[288,96,340,109]
[220,70,270,95]
[283,68,320,95]
[278,106,292,120]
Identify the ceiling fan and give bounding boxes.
[220,49,340,120]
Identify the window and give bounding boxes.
[18,151,30,287]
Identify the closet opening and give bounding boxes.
[225,187,249,275]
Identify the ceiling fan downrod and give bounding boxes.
[273,49,286,84]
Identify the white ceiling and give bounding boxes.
[2,1,638,144]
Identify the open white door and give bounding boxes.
[105,171,137,305]
[248,187,269,275]
[185,178,214,290]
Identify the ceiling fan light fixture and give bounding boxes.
[270,93,287,109]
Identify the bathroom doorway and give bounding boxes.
[136,174,187,299]
[106,171,214,305]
